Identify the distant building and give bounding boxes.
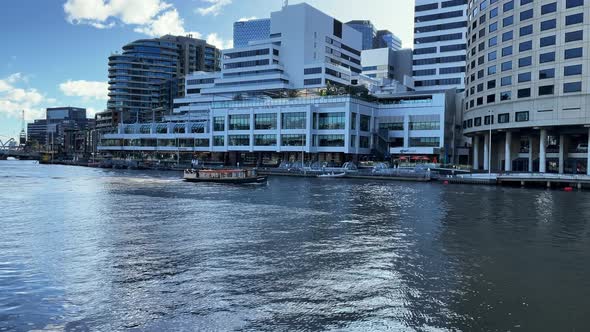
[413,0,467,91]
[27,119,48,146]
[361,48,412,83]
[375,30,402,50]
[346,20,376,50]
[233,18,271,48]
[107,35,221,124]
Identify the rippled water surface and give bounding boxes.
[1,160,590,331]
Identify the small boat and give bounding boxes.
[317,172,346,178]
[184,169,267,184]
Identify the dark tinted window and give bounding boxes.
[520,24,533,36]
[518,88,531,98]
[539,85,554,95]
[565,47,583,59]
[540,35,556,47]
[539,52,555,63]
[539,68,555,79]
[566,0,584,9]
[519,56,532,67]
[565,30,583,42]
[520,9,533,21]
[541,19,556,31]
[564,82,582,92]
[566,13,584,25]
[518,72,532,82]
[541,2,557,14]
[564,64,583,76]
[519,40,532,52]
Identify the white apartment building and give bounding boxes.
[98,3,463,166]
[413,0,468,91]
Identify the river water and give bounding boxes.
[1,160,589,331]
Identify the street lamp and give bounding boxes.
[488,110,492,176]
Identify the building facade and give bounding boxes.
[233,18,271,48]
[98,3,462,165]
[107,35,220,124]
[27,119,48,146]
[346,20,377,50]
[462,0,590,175]
[413,0,468,91]
[376,30,403,50]
[361,48,413,83]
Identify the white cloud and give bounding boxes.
[237,16,258,22]
[63,0,172,26]
[59,80,109,101]
[196,0,232,16]
[206,33,233,50]
[0,73,53,121]
[86,107,102,118]
[134,8,202,38]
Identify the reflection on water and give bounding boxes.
[1,160,590,331]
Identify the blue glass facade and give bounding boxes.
[233,19,271,48]
[346,20,376,50]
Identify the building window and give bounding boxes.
[519,40,532,52]
[318,112,346,130]
[501,61,512,71]
[503,16,514,27]
[539,68,555,79]
[502,46,513,56]
[488,79,496,89]
[541,2,557,14]
[565,47,583,59]
[359,136,370,149]
[360,115,371,131]
[498,113,510,123]
[518,88,531,98]
[213,116,225,131]
[520,9,533,21]
[281,134,306,146]
[488,65,497,75]
[566,13,584,26]
[489,21,498,32]
[409,137,440,147]
[541,19,556,31]
[500,91,512,101]
[518,72,531,82]
[484,115,494,125]
[281,112,306,129]
[519,56,532,67]
[503,1,514,12]
[350,135,356,148]
[228,135,250,146]
[488,51,497,61]
[490,7,499,18]
[351,112,357,130]
[254,113,277,130]
[254,134,277,146]
[515,111,529,122]
[564,64,583,76]
[502,30,513,42]
[487,94,496,103]
[410,121,440,130]
[213,136,225,146]
[229,114,250,130]
[379,122,404,130]
[474,117,482,126]
[565,30,583,42]
[313,134,344,147]
[566,0,584,9]
[477,97,484,105]
[520,24,533,36]
[564,82,582,93]
[539,52,555,63]
[489,36,498,46]
[540,35,556,47]
[539,85,555,95]
[501,76,512,86]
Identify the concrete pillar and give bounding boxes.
[473,136,480,170]
[559,134,565,174]
[505,131,512,172]
[587,128,590,176]
[528,136,534,172]
[540,129,547,173]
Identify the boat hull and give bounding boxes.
[184,176,267,184]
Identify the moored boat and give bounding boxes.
[184,169,267,184]
[317,172,346,178]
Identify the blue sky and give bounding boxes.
[0,0,414,140]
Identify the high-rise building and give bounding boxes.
[462,0,590,175]
[413,0,468,91]
[375,30,403,50]
[233,18,271,48]
[346,20,377,50]
[361,48,412,83]
[107,35,220,124]
[27,119,48,146]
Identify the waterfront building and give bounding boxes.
[27,119,48,146]
[98,3,463,165]
[107,35,220,124]
[233,18,271,48]
[346,20,377,50]
[462,0,590,175]
[413,0,468,91]
[375,30,403,50]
